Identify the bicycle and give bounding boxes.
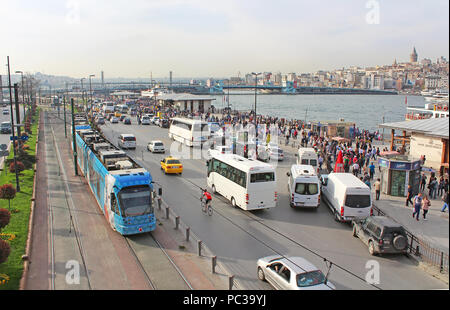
[200,190,213,216]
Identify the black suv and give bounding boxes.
[352,216,408,256]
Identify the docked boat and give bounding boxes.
[405,101,449,121]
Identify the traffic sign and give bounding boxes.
[10,136,18,141]
[20,135,29,141]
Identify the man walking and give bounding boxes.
[412,192,423,221]
[420,173,427,192]
[369,162,375,180]
[374,178,381,200]
[405,185,413,207]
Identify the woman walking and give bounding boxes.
[422,195,431,221]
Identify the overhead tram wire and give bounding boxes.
[176,174,382,290]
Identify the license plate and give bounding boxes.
[258,204,265,208]
[297,202,304,206]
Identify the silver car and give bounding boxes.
[257,255,335,290]
[147,140,165,153]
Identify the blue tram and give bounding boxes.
[73,117,156,235]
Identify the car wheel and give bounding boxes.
[257,267,266,281]
[231,197,237,208]
[352,225,358,237]
[368,241,376,256]
[334,211,340,222]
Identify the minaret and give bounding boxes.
[410,47,418,63]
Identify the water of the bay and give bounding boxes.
[212,93,427,132]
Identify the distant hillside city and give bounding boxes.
[1,47,448,97]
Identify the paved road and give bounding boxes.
[98,117,447,290]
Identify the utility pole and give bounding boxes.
[71,98,78,176]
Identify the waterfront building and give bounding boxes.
[156,93,214,113]
[379,117,449,174]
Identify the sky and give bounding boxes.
[1,0,449,79]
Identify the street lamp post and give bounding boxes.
[251,72,262,158]
[80,78,86,109]
[15,71,26,118]
[89,74,95,111]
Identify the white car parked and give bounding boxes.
[257,255,335,290]
[147,140,165,153]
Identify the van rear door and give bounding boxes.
[343,190,371,219]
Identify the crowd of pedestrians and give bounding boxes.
[135,101,450,219]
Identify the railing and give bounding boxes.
[372,205,449,274]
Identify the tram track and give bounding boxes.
[45,109,193,290]
[45,110,92,290]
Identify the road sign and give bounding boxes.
[20,135,29,141]
[10,136,19,141]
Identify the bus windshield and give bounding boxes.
[118,186,153,217]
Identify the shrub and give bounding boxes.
[0,184,16,210]
[0,239,11,264]
[9,161,25,173]
[0,209,11,232]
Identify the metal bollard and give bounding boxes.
[228,275,234,290]
[165,206,170,219]
[440,252,444,273]
[186,227,190,242]
[212,256,217,274]
[198,240,202,256]
[175,216,180,230]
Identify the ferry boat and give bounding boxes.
[405,102,449,121]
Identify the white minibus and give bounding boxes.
[296,148,319,174]
[287,165,321,208]
[321,173,372,222]
[169,117,209,147]
[207,153,277,210]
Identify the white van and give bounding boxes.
[296,148,319,174]
[321,173,372,222]
[287,165,320,208]
[118,134,136,149]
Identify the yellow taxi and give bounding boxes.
[160,156,183,175]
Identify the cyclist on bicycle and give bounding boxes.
[201,188,212,208]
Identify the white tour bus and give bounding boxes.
[287,165,321,208]
[168,117,209,147]
[103,101,115,113]
[207,153,277,210]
